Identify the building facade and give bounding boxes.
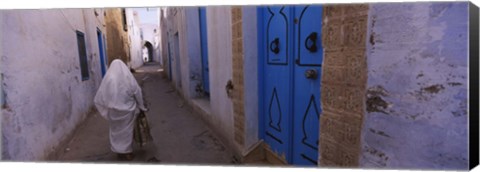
[159,2,471,170]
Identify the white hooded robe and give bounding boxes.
[94,59,146,154]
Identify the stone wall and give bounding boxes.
[231,6,246,147]
[105,9,130,66]
[319,4,369,167]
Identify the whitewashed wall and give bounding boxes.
[1,9,106,160]
[361,2,469,170]
[126,9,144,69]
[205,6,236,152]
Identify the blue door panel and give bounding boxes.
[292,5,322,165]
[262,5,293,161]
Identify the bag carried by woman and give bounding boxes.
[134,110,153,147]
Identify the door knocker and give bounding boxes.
[269,38,280,54]
[304,32,318,53]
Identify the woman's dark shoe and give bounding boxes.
[117,153,135,161]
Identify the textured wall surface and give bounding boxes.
[105,9,130,66]
[319,4,369,167]
[231,6,245,147]
[361,2,469,170]
[1,9,105,160]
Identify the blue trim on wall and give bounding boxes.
[199,7,210,94]
[96,28,107,77]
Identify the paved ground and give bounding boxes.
[55,63,237,165]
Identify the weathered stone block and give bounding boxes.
[347,66,367,87]
[345,49,366,67]
[343,16,368,48]
[322,20,344,51]
[321,84,336,110]
[319,157,339,167]
[324,5,345,20]
[232,22,243,39]
[333,85,347,111]
[324,50,347,67]
[322,66,346,84]
[344,4,369,17]
[231,7,242,23]
[233,38,243,55]
[318,4,368,168]
[320,137,338,162]
[344,86,365,115]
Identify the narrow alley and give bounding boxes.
[1,3,477,171]
[54,63,237,165]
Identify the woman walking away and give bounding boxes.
[94,59,148,161]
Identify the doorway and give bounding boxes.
[258,5,323,166]
[144,41,154,62]
[173,32,182,88]
[96,28,107,77]
[167,41,173,80]
[199,7,210,95]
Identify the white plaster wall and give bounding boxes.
[163,9,174,85]
[241,6,260,152]
[360,2,468,170]
[172,8,186,92]
[167,7,204,99]
[1,9,104,160]
[206,6,235,151]
[126,9,144,69]
[83,9,107,86]
[140,24,157,45]
[160,8,170,73]
[167,7,200,100]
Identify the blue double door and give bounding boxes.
[259,5,323,166]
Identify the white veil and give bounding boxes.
[94,59,145,119]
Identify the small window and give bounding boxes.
[122,9,128,31]
[76,31,89,81]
